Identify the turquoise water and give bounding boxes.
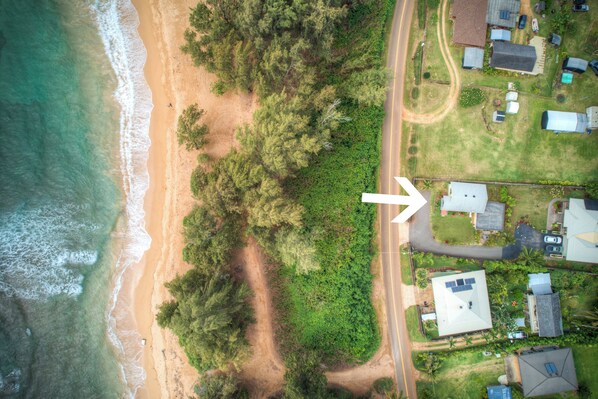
[0,0,150,396]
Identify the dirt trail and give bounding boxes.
[238,240,285,397]
[402,0,460,124]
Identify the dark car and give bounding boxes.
[590,60,598,76]
[546,245,563,253]
[518,15,527,29]
[573,4,590,12]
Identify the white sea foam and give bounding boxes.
[92,0,152,397]
[0,205,100,299]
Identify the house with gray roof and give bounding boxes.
[486,0,520,28]
[463,47,485,69]
[475,201,506,231]
[490,29,511,41]
[441,182,488,214]
[536,293,563,337]
[563,199,598,263]
[431,270,493,336]
[490,42,537,73]
[517,347,578,397]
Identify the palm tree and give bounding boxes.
[481,332,492,344]
[575,308,598,329]
[464,335,473,346]
[517,247,544,269]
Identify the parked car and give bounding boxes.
[544,235,562,244]
[590,60,598,76]
[546,245,563,253]
[532,18,539,33]
[518,15,527,29]
[573,4,589,12]
[507,331,527,340]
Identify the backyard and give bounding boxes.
[403,0,598,185]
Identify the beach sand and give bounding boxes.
[129,0,255,397]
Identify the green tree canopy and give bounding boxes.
[178,104,209,151]
[194,373,248,399]
[282,351,329,399]
[157,270,253,371]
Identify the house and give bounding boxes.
[562,57,588,73]
[517,347,578,397]
[491,29,512,41]
[493,110,506,123]
[527,274,563,337]
[506,101,519,114]
[487,385,512,399]
[490,42,537,73]
[541,111,588,133]
[452,0,489,48]
[463,47,485,69]
[563,199,598,263]
[475,202,506,231]
[441,182,488,213]
[431,270,493,336]
[486,0,520,28]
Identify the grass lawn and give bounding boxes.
[406,305,427,342]
[572,345,598,396]
[400,246,414,285]
[415,351,505,399]
[431,212,477,245]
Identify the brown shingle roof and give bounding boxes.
[452,0,489,48]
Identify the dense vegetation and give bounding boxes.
[157,0,395,393]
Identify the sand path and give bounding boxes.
[402,0,460,125]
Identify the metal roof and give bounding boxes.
[541,111,588,133]
[536,293,563,337]
[563,57,588,72]
[487,385,512,399]
[432,270,493,336]
[528,273,552,295]
[490,29,512,41]
[486,0,520,28]
[490,41,537,72]
[475,201,506,231]
[518,348,578,397]
[563,198,598,263]
[441,182,488,213]
[463,47,485,69]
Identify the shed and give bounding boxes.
[490,29,512,41]
[493,110,506,123]
[541,110,588,133]
[505,91,518,101]
[536,293,563,337]
[528,273,552,295]
[549,33,561,47]
[486,0,521,28]
[561,72,573,84]
[452,0,489,48]
[463,47,485,69]
[506,101,519,114]
[562,57,588,73]
[421,312,437,321]
[490,41,537,73]
[518,348,578,397]
[586,106,598,129]
[475,201,506,231]
[441,182,488,213]
[487,385,512,399]
[535,1,546,12]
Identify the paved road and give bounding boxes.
[380,0,417,398]
[409,191,521,259]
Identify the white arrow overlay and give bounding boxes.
[361,177,427,223]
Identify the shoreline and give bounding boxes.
[127,1,256,397]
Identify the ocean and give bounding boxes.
[0,0,151,397]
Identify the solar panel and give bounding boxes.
[451,285,473,293]
[544,362,558,376]
[465,278,476,284]
[445,281,456,288]
[499,10,509,20]
[456,278,465,286]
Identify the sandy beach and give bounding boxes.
[129,0,255,397]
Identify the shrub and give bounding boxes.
[373,377,395,394]
[411,87,420,100]
[416,268,428,289]
[556,94,566,103]
[414,44,424,85]
[417,0,426,29]
[408,146,418,155]
[423,71,431,79]
[458,87,486,107]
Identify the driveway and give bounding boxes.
[514,223,544,250]
[410,191,520,259]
